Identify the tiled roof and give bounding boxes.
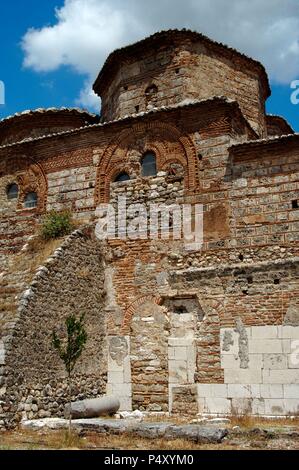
[0,96,249,150]
[265,114,294,134]
[0,107,98,127]
[230,132,299,152]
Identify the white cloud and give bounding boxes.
[75,79,99,110]
[22,0,299,111]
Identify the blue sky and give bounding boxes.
[0,0,85,117]
[0,0,298,131]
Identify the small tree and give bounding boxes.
[52,314,87,434]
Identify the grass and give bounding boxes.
[0,301,14,313]
[9,237,63,276]
[0,425,298,451]
[229,414,299,429]
[0,429,228,451]
[0,415,299,451]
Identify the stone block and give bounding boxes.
[197,397,206,414]
[119,396,132,412]
[282,339,291,353]
[245,327,252,338]
[283,399,299,414]
[169,360,188,384]
[222,354,263,370]
[224,369,262,384]
[227,384,256,398]
[248,339,283,354]
[281,326,299,339]
[204,398,231,415]
[231,398,252,415]
[107,383,132,397]
[210,384,228,398]
[288,351,299,369]
[262,369,299,384]
[221,354,239,369]
[250,384,261,398]
[123,365,132,384]
[252,398,265,415]
[168,348,175,360]
[263,354,288,370]
[248,354,263,369]
[283,384,299,398]
[251,326,278,339]
[175,347,188,360]
[197,384,212,398]
[260,384,284,399]
[264,399,286,416]
[108,358,124,372]
[168,338,190,347]
[107,371,124,384]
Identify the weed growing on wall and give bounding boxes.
[40,210,74,240]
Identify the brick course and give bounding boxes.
[0,30,298,425]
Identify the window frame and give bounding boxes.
[141,151,157,178]
[7,183,19,201]
[24,191,38,209]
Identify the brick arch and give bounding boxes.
[139,143,165,175]
[122,294,162,335]
[95,121,198,203]
[161,157,187,175]
[1,155,48,213]
[109,162,134,184]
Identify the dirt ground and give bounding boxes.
[0,417,299,450]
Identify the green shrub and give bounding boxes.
[40,211,74,240]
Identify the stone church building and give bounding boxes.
[0,30,299,427]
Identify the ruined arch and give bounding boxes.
[122,294,162,334]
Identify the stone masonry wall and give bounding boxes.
[170,258,299,416]
[0,171,40,269]
[98,34,267,137]
[0,227,107,428]
[230,144,299,251]
[0,80,298,420]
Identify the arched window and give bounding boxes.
[7,183,19,200]
[24,192,38,209]
[141,152,157,177]
[114,172,130,183]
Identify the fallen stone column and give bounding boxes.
[64,397,120,419]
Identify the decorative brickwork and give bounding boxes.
[95,121,198,204]
[0,30,298,426]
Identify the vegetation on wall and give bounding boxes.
[40,211,74,240]
[52,314,88,434]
